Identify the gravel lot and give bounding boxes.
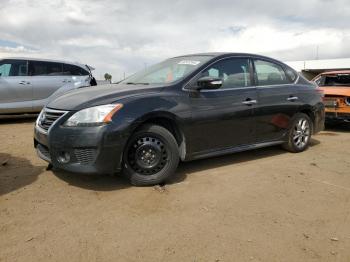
[1,118,350,262]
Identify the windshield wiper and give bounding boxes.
[126,82,149,85]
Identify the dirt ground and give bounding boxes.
[1,118,350,262]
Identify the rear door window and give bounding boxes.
[29,61,63,76]
[63,64,89,76]
[0,59,28,77]
[254,59,290,86]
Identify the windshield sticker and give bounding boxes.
[178,60,201,66]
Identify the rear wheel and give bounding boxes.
[282,113,312,153]
[123,124,179,186]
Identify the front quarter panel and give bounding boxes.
[112,88,191,136]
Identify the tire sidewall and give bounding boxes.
[122,125,179,186]
[287,113,312,153]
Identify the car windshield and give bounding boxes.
[321,74,350,87]
[120,56,213,85]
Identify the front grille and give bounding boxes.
[74,148,97,165]
[38,108,67,132]
[323,99,338,108]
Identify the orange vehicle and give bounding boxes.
[313,70,350,123]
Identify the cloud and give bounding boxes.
[0,0,349,80]
[210,25,349,59]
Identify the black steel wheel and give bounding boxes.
[127,136,168,175]
[123,124,179,186]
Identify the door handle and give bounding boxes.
[19,81,30,85]
[63,79,72,83]
[287,96,299,102]
[242,99,257,106]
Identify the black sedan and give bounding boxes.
[34,53,325,186]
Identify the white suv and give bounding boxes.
[0,58,96,114]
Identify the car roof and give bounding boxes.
[172,52,286,66]
[0,57,94,71]
[318,70,350,75]
[173,52,277,59]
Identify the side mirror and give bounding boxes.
[196,76,222,90]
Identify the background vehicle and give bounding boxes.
[34,53,325,186]
[313,71,350,123]
[0,58,96,114]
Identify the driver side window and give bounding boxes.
[200,58,252,88]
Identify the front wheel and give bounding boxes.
[122,124,179,186]
[282,113,312,153]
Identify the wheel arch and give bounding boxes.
[298,106,316,133]
[128,112,187,160]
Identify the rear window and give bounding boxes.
[322,74,350,86]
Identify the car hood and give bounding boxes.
[319,86,350,96]
[47,83,164,111]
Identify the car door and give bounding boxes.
[0,59,33,113]
[29,61,67,110]
[253,58,301,142]
[188,57,257,154]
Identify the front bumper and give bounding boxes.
[34,122,128,175]
[325,112,350,122]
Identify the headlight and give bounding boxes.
[64,104,123,127]
[345,97,350,106]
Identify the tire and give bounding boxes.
[122,124,180,186]
[282,113,312,153]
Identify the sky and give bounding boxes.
[0,0,349,81]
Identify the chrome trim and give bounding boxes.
[198,86,257,92]
[35,125,49,135]
[255,81,300,88]
[287,96,299,101]
[242,100,257,105]
[35,108,69,134]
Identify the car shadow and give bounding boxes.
[0,153,46,196]
[51,138,320,189]
[169,138,321,185]
[325,122,350,132]
[0,115,37,124]
[52,170,131,191]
